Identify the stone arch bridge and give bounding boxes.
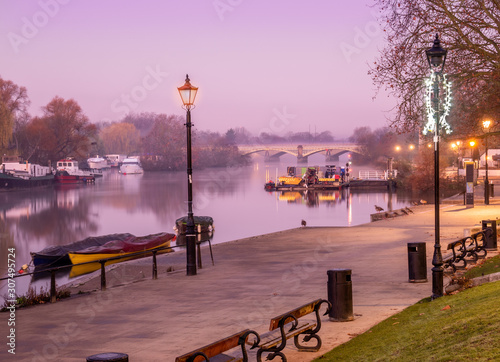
[238,143,364,163]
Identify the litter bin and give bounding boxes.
[490,183,495,197]
[327,269,353,321]
[407,242,427,283]
[482,219,498,250]
[87,353,129,362]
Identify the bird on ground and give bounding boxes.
[411,201,419,206]
[401,208,409,215]
[420,199,428,204]
[375,205,384,213]
[405,207,414,214]
[301,220,307,227]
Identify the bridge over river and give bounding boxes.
[238,143,364,163]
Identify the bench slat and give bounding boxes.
[268,299,322,331]
[259,323,315,350]
[175,329,250,362]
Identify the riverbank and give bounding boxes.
[3,200,500,361]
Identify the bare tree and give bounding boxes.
[370,0,500,136]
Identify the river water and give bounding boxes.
[0,160,413,301]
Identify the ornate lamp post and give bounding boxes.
[483,119,492,205]
[178,74,199,276]
[425,34,449,299]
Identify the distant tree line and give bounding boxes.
[0,77,252,170]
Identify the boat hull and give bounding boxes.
[0,173,54,190]
[119,165,144,174]
[68,239,173,277]
[31,233,135,269]
[55,173,95,184]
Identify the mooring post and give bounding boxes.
[100,261,106,291]
[50,270,56,303]
[152,250,158,280]
[197,242,202,269]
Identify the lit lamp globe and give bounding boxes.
[178,75,198,109]
[483,119,491,131]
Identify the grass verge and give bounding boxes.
[315,281,500,361]
[463,254,500,279]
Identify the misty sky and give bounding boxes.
[0,0,396,139]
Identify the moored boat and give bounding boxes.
[174,216,214,234]
[119,157,144,175]
[267,166,341,191]
[31,233,135,269]
[68,232,175,276]
[105,154,127,168]
[0,155,54,190]
[55,158,95,184]
[87,155,108,170]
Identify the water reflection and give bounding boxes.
[277,190,344,207]
[0,164,413,302]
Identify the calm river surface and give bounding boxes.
[0,161,414,301]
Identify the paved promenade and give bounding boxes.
[2,198,500,361]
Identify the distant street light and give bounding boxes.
[178,74,199,276]
[425,34,449,300]
[483,119,492,205]
[451,141,461,179]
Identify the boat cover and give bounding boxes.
[175,216,214,234]
[31,233,135,258]
[71,232,175,254]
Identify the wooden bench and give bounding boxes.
[443,230,489,272]
[443,239,467,272]
[465,230,488,261]
[256,299,331,362]
[175,329,259,362]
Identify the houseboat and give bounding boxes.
[0,155,54,190]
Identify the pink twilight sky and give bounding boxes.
[0,0,396,139]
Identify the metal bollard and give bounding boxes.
[407,242,427,283]
[86,352,129,361]
[482,220,498,250]
[327,269,353,321]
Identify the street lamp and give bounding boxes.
[451,141,461,179]
[425,34,448,299]
[178,74,199,276]
[483,119,492,205]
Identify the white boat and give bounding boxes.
[87,156,108,170]
[119,157,144,175]
[105,154,127,168]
